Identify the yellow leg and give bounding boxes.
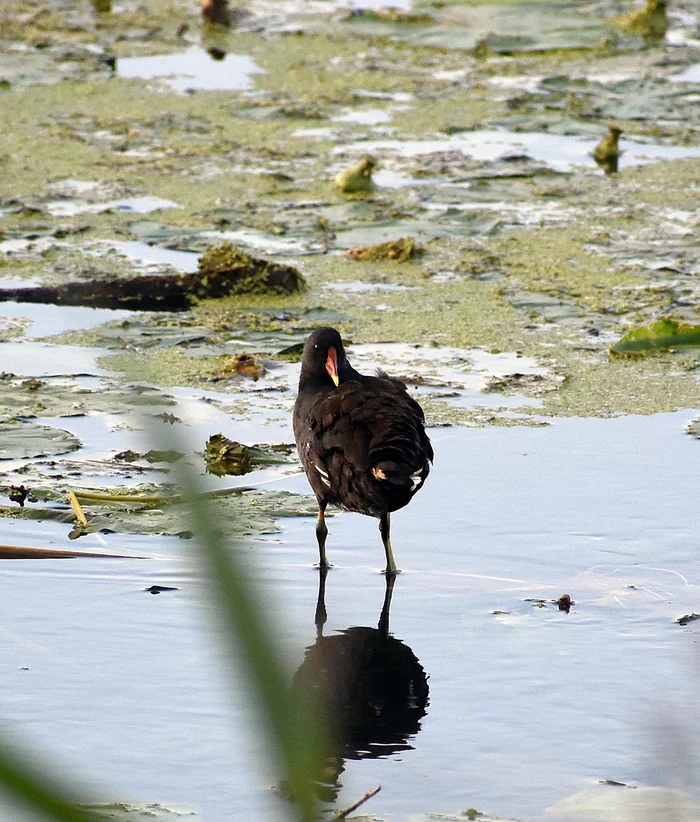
[379,512,398,575]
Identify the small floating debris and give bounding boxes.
[676,613,700,626]
[335,155,376,194]
[592,125,623,174]
[344,236,420,262]
[609,319,700,358]
[204,435,294,476]
[145,585,179,594]
[114,449,183,464]
[0,243,305,311]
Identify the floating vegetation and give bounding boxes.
[334,156,376,194]
[114,449,184,464]
[0,244,305,311]
[204,434,295,476]
[198,242,305,296]
[344,8,435,24]
[344,236,420,262]
[213,352,265,381]
[0,420,80,460]
[609,319,700,358]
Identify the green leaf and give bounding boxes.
[610,319,700,357]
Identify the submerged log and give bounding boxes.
[0,243,305,311]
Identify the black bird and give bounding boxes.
[293,327,433,574]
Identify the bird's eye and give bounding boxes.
[314,344,319,350]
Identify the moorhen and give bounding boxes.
[293,327,433,574]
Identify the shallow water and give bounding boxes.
[118,48,265,92]
[45,196,181,217]
[0,302,133,338]
[108,240,201,273]
[670,63,700,83]
[341,130,700,172]
[1,411,699,821]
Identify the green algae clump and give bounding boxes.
[335,156,376,194]
[344,236,420,262]
[198,242,305,296]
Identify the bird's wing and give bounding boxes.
[311,377,432,475]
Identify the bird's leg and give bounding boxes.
[314,564,328,637]
[379,512,398,576]
[316,502,330,569]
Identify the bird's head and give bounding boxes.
[300,327,347,388]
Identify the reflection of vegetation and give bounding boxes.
[293,571,429,801]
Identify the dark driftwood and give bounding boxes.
[0,544,141,559]
[0,244,305,311]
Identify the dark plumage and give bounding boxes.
[293,327,433,574]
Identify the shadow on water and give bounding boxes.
[293,571,429,803]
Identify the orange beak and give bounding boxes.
[325,347,339,387]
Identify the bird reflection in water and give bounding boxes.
[206,47,227,62]
[292,571,429,801]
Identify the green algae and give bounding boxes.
[541,356,700,417]
[1,0,699,449]
[345,236,420,262]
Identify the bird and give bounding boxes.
[593,125,623,174]
[293,327,433,575]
